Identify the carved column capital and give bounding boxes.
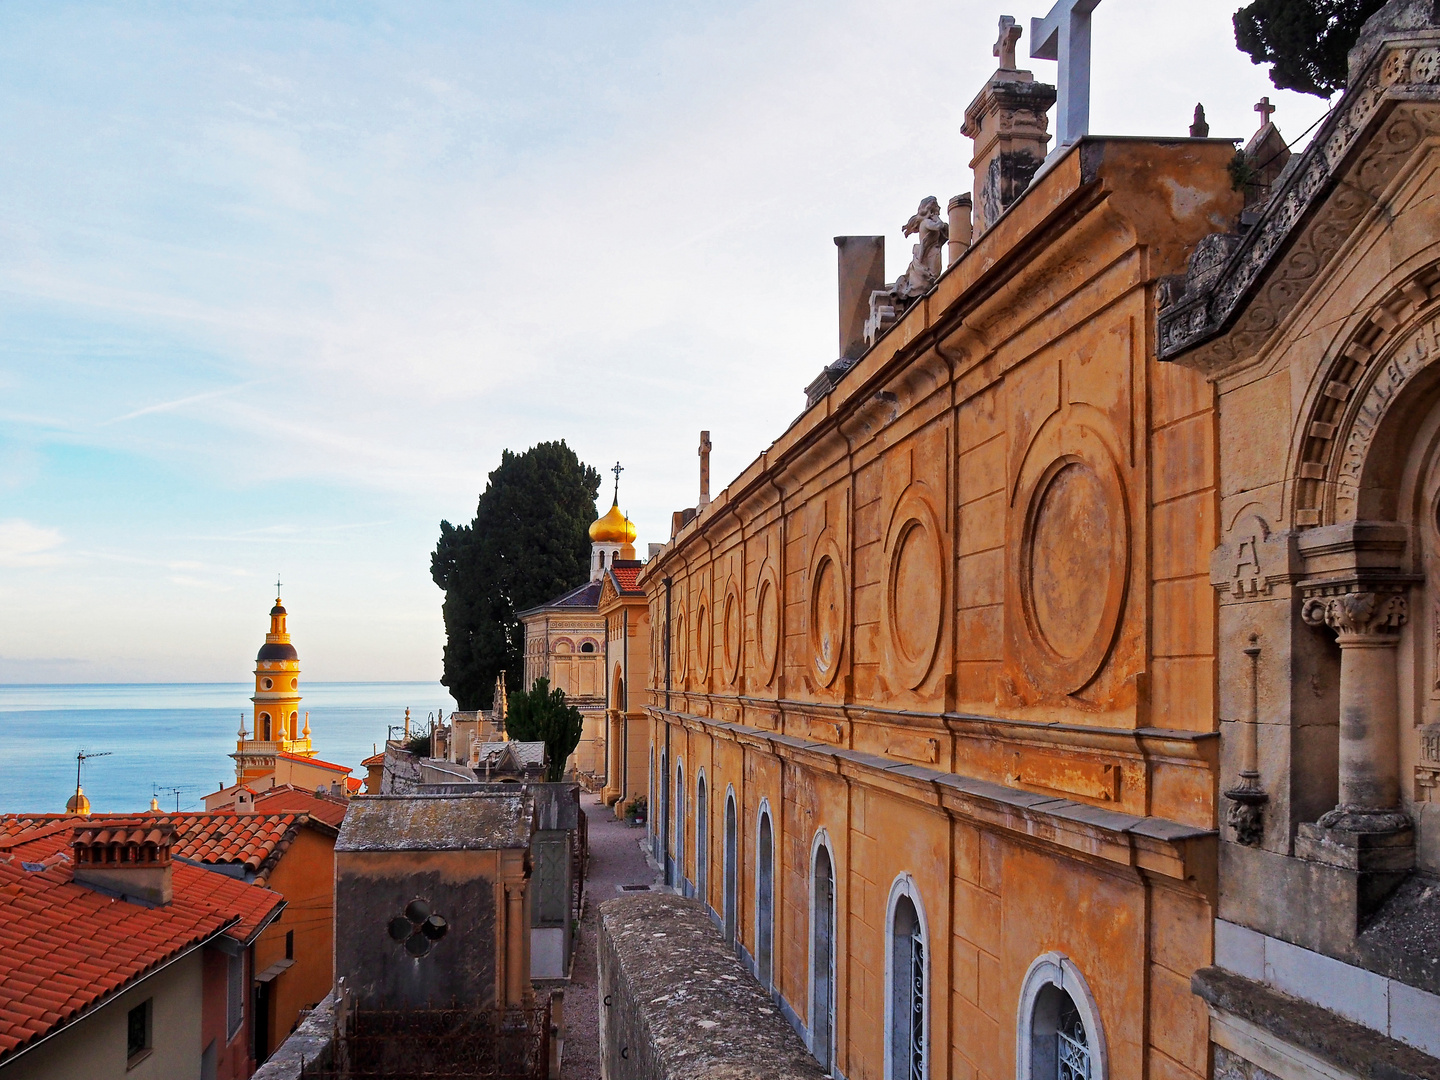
[1301,589,1408,642]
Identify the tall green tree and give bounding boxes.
[505,676,585,783]
[1234,0,1387,97]
[431,441,601,710]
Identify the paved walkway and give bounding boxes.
[561,792,659,1080]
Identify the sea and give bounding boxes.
[0,682,457,815]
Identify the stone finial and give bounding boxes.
[947,194,973,265]
[1189,103,1210,138]
[994,16,1022,70]
[962,67,1055,235]
[698,431,712,509]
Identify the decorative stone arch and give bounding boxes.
[808,828,838,1072]
[675,757,687,894]
[753,557,782,688]
[882,481,947,690]
[579,638,598,654]
[754,797,775,988]
[611,663,625,710]
[1291,262,1440,527]
[1016,952,1109,1080]
[552,637,575,654]
[882,873,930,1080]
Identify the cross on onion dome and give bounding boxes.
[387,898,449,957]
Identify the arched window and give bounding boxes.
[649,746,656,850]
[660,749,670,883]
[810,834,836,1072]
[1017,953,1108,1080]
[676,761,687,896]
[260,712,271,741]
[696,772,709,909]
[886,877,927,1080]
[723,787,738,945]
[756,802,774,988]
[580,640,596,654]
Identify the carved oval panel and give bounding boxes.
[883,491,945,689]
[722,581,742,686]
[755,574,780,686]
[696,599,711,682]
[809,537,846,688]
[1029,463,1111,658]
[1016,443,1130,695]
[673,607,688,685]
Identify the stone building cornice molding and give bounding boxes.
[1158,32,1440,374]
[649,706,1217,893]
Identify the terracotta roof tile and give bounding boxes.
[0,832,282,1063]
[275,751,353,774]
[610,565,644,593]
[219,786,348,829]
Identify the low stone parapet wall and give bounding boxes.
[252,990,336,1079]
[597,893,826,1080]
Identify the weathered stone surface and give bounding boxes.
[1193,966,1440,1080]
[251,991,335,1080]
[597,893,825,1080]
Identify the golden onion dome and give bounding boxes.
[589,501,637,544]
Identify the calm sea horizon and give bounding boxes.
[0,682,457,815]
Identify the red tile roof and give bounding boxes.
[0,831,283,1063]
[0,812,326,882]
[215,785,348,829]
[276,750,353,774]
[610,565,644,594]
[345,776,362,793]
[361,751,385,767]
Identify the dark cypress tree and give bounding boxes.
[431,442,601,709]
[1233,0,1388,97]
[504,676,585,783]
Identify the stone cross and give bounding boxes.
[698,430,712,509]
[994,15,1021,70]
[1030,0,1102,151]
[1254,96,1275,129]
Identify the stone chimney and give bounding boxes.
[698,431,712,511]
[962,18,1056,236]
[234,786,256,815]
[834,237,885,362]
[72,821,175,906]
[946,195,973,265]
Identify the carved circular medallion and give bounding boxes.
[721,581,742,686]
[883,490,945,689]
[1016,442,1129,695]
[809,536,847,688]
[755,572,780,686]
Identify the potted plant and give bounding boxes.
[627,796,647,827]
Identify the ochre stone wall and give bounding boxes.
[640,138,1242,1080]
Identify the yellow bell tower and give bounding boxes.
[232,583,315,784]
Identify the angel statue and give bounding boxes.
[894,196,949,299]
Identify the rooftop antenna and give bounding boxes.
[162,786,189,813]
[74,749,112,805]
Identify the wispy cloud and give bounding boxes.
[100,380,270,426]
[0,520,65,567]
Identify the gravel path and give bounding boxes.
[561,792,659,1080]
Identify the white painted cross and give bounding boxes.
[1031,0,1102,153]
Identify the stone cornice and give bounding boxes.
[1158,34,1440,372]
[649,706,1215,891]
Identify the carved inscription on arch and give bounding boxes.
[1335,314,1440,515]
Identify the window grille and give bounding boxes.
[908,922,925,1080]
[1057,999,1090,1080]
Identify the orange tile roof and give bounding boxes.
[276,750,353,774]
[219,786,348,829]
[0,831,283,1063]
[0,813,320,882]
[610,565,644,594]
[346,777,362,793]
[361,751,385,767]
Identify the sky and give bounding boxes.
[0,0,1335,684]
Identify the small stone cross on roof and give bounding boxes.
[1255,96,1276,129]
[994,16,1021,70]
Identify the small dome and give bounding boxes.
[67,787,91,816]
[257,642,299,662]
[270,603,286,616]
[589,501,637,544]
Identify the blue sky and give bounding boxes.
[0,0,1332,683]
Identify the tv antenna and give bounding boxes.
[74,749,112,807]
[160,786,190,813]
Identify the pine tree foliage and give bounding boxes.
[1233,0,1387,97]
[505,676,585,783]
[431,442,601,710]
